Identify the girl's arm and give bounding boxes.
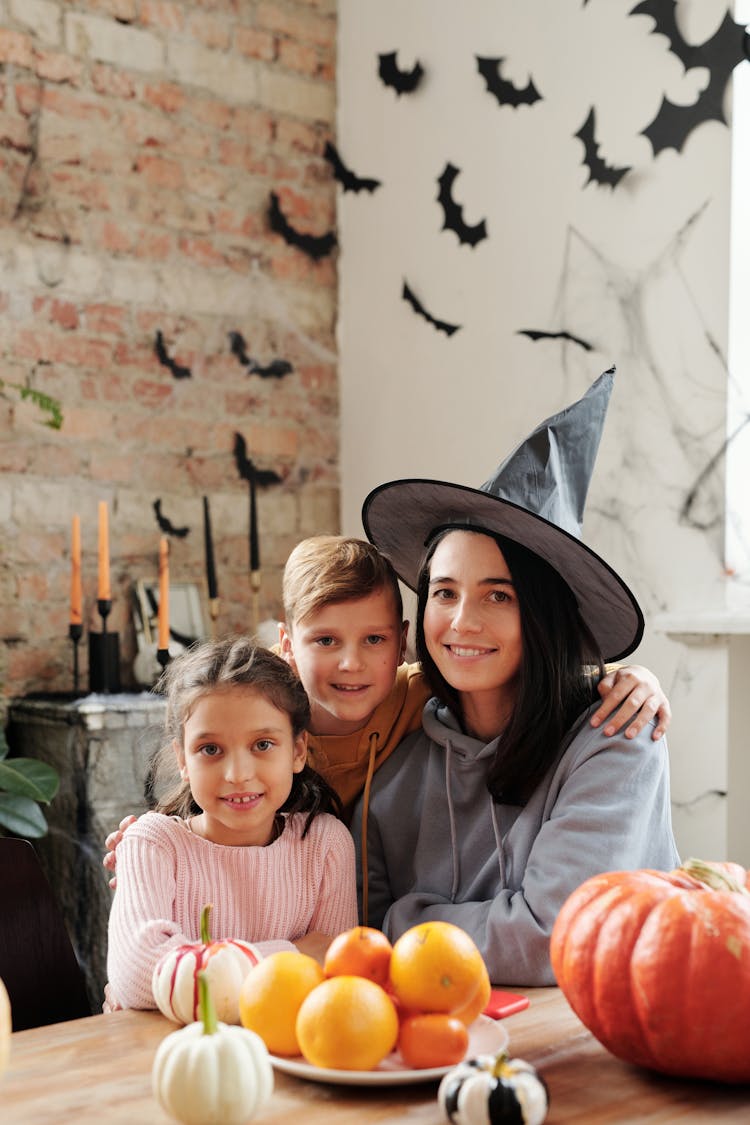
[306,818,359,936]
[106,821,187,1010]
[590,664,671,740]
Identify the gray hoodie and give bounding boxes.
[353,697,679,985]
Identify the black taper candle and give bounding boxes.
[203,496,218,600]
[249,469,260,574]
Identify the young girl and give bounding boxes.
[106,638,357,1011]
[355,369,679,985]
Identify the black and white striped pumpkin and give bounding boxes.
[438,1050,548,1125]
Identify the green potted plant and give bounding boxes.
[0,727,59,837]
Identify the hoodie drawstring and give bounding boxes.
[444,738,460,901]
[489,796,506,885]
[359,731,379,925]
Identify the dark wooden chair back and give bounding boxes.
[0,837,92,1030]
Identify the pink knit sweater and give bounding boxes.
[106,810,358,1010]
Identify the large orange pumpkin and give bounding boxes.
[550,858,750,1083]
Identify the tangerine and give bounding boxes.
[238,950,324,1056]
[388,921,486,1014]
[452,958,491,1026]
[296,975,399,1070]
[398,1012,469,1069]
[324,926,392,986]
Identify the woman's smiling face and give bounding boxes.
[423,529,522,737]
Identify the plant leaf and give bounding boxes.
[0,729,8,759]
[0,792,49,837]
[0,758,60,803]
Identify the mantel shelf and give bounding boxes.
[653,608,750,637]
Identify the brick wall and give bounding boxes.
[0,0,339,709]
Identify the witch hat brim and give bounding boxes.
[361,370,644,662]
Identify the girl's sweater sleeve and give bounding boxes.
[306,817,359,935]
[106,820,187,1010]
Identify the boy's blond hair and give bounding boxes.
[282,536,403,627]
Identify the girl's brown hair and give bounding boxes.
[150,637,342,834]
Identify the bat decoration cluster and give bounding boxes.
[153,499,189,539]
[476,55,542,108]
[228,331,293,378]
[632,0,749,154]
[154,331,191,380]
[233,432,283,488]
[378,51,424,95]
[268,191,337,261]
[575,108,631,189]
[437,163,488,247]
[306,12,747,339]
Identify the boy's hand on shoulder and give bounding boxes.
[590,664,671,742]
[102,814,138,889]
[293,932,334,965]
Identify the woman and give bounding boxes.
[354,369,679,985]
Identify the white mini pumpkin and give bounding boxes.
[152,904,261,1025]
[153,971,273,1125]
[438,1050,548,1125]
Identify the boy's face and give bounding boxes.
[279,587,408,736]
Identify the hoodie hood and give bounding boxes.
[422,697,503,765]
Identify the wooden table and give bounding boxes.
[2,988,749,1123]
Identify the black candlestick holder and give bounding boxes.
[69,623,83,695]
[89,598,121,693]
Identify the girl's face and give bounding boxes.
[176,685,307,847]
[423,530,522,738]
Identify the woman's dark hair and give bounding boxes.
[150,636,342,835]
[415,528,604,804]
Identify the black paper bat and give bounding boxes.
[476,56,542,107]
[402,281,461,337]
[153,499,190,539]
[268,192,337,261]
[154,331,191,379]
[228,331,293,378]
[575,108,631,188]
[378,51,424,95]
[436,163,487,248]
[323,141,381,194]
[233,433,282,487]
[518,328,593,352]
[632,1,749,154]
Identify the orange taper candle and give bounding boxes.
[70,514,82,625]
[158,537,170,651]
[97,501,111,601]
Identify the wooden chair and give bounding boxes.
[0,837,92,1030]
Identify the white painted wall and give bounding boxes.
[337,0,750,861]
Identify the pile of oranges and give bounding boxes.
[238,921,490,1072]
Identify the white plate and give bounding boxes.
[269,1015,509,1086]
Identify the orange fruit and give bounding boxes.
[296,975,399,1070]
[452,958,491,1026]
[388,921,486,1014]
[397,1012,469,1069]
[323,926,393,986]
[238,950,324,1056]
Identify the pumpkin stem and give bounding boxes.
[200,904,213,943]
[679,858,750,896]
[491,1050,512,1079]
[197,971,218,1036]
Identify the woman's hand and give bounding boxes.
[293,932,334,964]
[102,814,137,889]
[590,664,671,741]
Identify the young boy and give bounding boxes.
[104,537,670,865]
